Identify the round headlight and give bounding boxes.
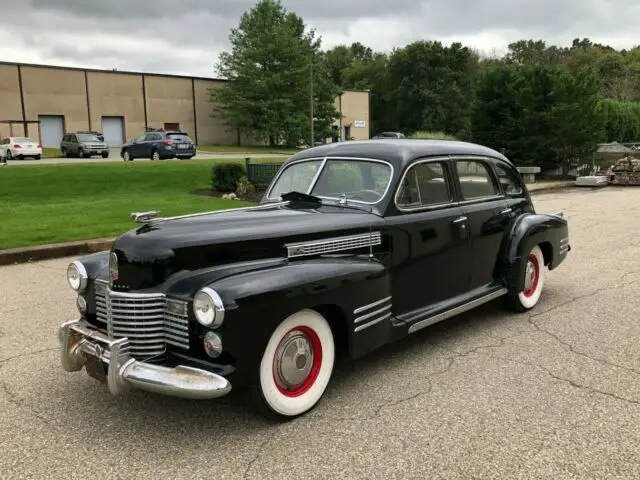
[67,261,88,292]
[193,287,225,327]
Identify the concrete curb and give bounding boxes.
[0,237,115,267]
[0,183,578,267]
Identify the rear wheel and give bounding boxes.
[101,151,109,158]
[6,150,12,160]
[122,150,131,161]
[34,155,41,160]
[151,150,160,161]
[506,244,545,312]
[252,309,335,420]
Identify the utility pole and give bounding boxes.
[310,59,314,147]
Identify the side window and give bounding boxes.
[70,135,77,143]
[397,161,452,209]
[456,160,499,200]
[133,134,146,143]
[494,163,523,195]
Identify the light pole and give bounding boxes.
[310,59,314,147]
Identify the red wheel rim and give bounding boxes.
[523,253,539,298]
[273,326,322,398]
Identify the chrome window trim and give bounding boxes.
[451,155,505,203]
[394,156,455,213]
[266,156,395,206]
[265,156,327,200]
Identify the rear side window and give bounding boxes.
[494,163,523,195]
[455,160,499,199]
[167,133,192,142]
[396,161,452,209]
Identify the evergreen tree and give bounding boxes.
[211,0,339,147]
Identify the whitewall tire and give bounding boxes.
[254,309,335,419]
[507,244,545,311]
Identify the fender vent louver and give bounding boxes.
[285,232,382,258]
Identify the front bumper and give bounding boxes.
[59,320,232,400]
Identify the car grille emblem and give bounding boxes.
[109,252,119,286]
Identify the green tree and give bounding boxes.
[383,40,477,138]
[211,0,339,147]
[324,42,373,88]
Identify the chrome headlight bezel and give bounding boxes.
[67,261,88,293]
[193,287,225,328]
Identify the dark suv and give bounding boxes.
[120,130,196,161]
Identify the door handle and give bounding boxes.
[499,208,513,215]
[452,216,468,225]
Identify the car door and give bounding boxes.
[141,133,159,157]
[386,157,470,315]
[452,157,511,291]
[129,134,147,157]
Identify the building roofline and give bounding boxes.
[0,60,229,82]
[0,60,371,94]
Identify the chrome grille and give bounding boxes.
[94,280,190,359]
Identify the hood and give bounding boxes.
[110,203,383,290]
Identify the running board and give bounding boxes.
[407,288,508,334]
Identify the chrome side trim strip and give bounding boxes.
[354,312,392,333]
[285,231,382,258]
[354,304,392,324]
[353,295,392,314]
[408,288,508,334]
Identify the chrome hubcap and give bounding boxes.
[274,331,314,390]
[524,259,536,291]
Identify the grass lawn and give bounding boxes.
[199,144,303,155]
[42,147,62,158]
[0,158,286,250]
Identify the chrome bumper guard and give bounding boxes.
[59,320,232,400]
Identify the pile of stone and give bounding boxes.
[611,156,640,185]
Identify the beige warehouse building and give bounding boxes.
[0,61,370,148]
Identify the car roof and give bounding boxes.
[286,139,512,169]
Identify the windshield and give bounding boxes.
[77,133,100,142]
[268,158,392,204]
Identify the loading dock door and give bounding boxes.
[38,115,64,147]
[101,116,125,147]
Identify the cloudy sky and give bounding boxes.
[2,0,639,78]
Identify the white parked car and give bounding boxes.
[0,137,43,160]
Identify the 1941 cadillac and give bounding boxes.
[59,139,570,420]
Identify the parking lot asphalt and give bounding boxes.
[1,187,639,479]
[5,148,286,165]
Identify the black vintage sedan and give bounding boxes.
[60,139,570,419]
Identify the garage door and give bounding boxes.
[101,116,125,147]
[38,115,64,148]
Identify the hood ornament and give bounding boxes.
[130,210,160,223]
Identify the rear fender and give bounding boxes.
[206,256,391,379]
[501,212,569,291]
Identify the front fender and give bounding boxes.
[205,256,391,381]
[502,212,569,291]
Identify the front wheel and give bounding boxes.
[506,244,545,312]
[151,150,160,161]
[122,150,131,161]
[252,309,335,420]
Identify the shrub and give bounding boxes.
[409,131,458,140]
[236,176,256,196]
[212,162,246,192]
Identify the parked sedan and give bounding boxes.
[59,139,570,420]
[0,137,42,160]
